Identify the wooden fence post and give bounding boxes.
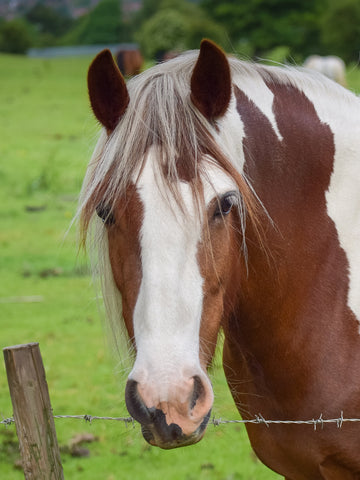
[3,342,64,479]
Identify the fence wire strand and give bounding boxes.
[1,411,359,431]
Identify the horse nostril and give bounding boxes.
[125,379,152,425]
[190,375,205,410]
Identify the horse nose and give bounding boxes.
[124,376,212,448]
[125,379,184,443]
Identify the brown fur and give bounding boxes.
[106,185,143,342]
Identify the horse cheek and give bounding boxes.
[198,218,238,367]
[107,227,142,343]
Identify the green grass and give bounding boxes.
[1,53,359,480]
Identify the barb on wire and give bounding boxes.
[2,411,360,429]
[53,414,135,427]
[1,416,15,427]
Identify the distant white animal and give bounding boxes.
[304,55,347,86]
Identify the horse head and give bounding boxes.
[84,41,251,449]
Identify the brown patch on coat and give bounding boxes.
[106,185,143,341]
[197,198,244,368]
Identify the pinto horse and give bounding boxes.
[80,40,360,479]
[303,55,347,87]
[115,48,143,77]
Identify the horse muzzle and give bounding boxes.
[140,408,211,449]
[125,376,213,449]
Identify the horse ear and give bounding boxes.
[190,39,231,120]
[87,49,129,132]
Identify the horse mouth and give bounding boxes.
[140,409,212,449]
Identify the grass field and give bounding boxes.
[0,53,359,480]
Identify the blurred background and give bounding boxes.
[0,0,359,64]
[0,1,359,480]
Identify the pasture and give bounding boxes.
[0,52,359,479]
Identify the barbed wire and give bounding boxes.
[2,411,360,431]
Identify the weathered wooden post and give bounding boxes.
[3,342,64,479]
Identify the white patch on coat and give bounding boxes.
[231,67,283,141]
[325,132,360,324]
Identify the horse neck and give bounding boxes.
[222,77,360,399]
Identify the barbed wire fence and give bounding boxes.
[2,411,360,431]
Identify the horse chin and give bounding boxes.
[140,409,211,450]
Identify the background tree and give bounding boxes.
[0,18,34,54]
[60,0,129,45]
[320,0,360,63]
[200,0,326,60]
[132,0,160,27]
[25,3,73,37]
[25,2,74,47]
[136,9,187,59]
[136,0,225,59]
[1,0,359,64]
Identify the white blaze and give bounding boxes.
[130,151,203,396]
[129,148,238,398]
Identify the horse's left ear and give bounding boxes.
[190,39,231,120]
[87,49,129,132]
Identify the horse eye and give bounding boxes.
[96,204,115,225]
[214,193,236,218]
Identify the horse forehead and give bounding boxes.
[135,149,237,213]
[202,162,238,203]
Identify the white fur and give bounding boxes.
[325,114,360,323]
[216,96,247,173]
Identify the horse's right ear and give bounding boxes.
[87,49,129,133]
